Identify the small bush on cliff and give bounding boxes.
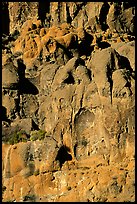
[8,129,28,145]
[30,130,46,141]
[33,169,40,176]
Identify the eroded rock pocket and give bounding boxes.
[74,109,95,136]
[55,145,72,168]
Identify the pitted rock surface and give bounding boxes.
[2,2,135,202]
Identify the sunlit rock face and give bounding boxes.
[2,2,135,202]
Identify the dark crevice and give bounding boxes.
[113,3,122,16]
[32,120,39,131]
[78,32,93,56]
[117,134,121,148]
[55,146,72,168]
[14,96,20,117]
[66,5,72,24]
[80,92,84,108]
[97,41,111,49]
[2,106,7,121]
[76,58,85,67]
[2,106,10,123]
[56,42,73,59]
[72,2,87,20]
[86,68,92,81]
[99,2,110,31]
[64,72,75,84]
[74,108,86,121]
[2,2,10,35]
[111,51,117,71]
[118,56,135,79]
[107,65,113,104]
[78,42,92,56]
[122,2,135,10]
[17,59,26,80]
[74,143,77,158]
[58,2,61,23]
[38,2,50,26]
[19,78,39,95]
[17,59,39,95]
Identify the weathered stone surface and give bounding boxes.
[107,3,135,35]
[2,62,19,89]
[6,2,135,36]
[2,2,135,202]
[111,41,135,71]
[11,118,33,134]
[2,141,135,202]
[8,2,39,33]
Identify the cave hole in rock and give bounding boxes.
[55,145,72,168]
[38,2,50,26]
[64,72,75,84]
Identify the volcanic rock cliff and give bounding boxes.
[2,2,135,202]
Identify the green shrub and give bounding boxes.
[30,134,38,141]
[8,129,28,145]
[30,130,46,141]
[38,129,46,140]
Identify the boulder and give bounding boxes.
[2,62,19,89]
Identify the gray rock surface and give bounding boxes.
[2,2,135,202]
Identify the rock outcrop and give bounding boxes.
[2,2,135,202]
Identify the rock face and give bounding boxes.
[2,2,135,202]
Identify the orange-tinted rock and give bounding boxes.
[2,2,135,202]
